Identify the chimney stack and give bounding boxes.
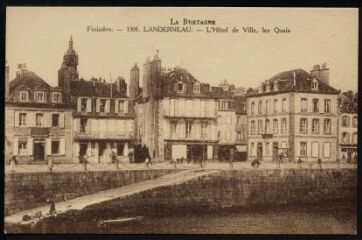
[310,63,329,85]
[130,63,140,100]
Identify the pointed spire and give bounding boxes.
[69,35,73,49]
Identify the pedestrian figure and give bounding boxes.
[297,157,302,168]
[80,154,88,171]
[336,158,341,168]
[317,158,322,170]
[173,159,177,168]
[10,155,17,172]
[251,158,261,168]
[145,157,150,169]
[47,158,54,172]
[46,198,56,215]
[342,153,346,162]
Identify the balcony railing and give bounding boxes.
[74,131,134,140]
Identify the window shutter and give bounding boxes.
[96,99,100,112]
[15,112,19,127]
[174,83,177,92]
[124,100,129,113]
[27,138,33,156]
[182,84,186,92]
[13,137,18,155]
[60,138,65,155]
[74,118,80,132]
[87,119,92,133]
[115,100,119,113]
[59,113,65,128]
[46,138,52,155]
[77,98,81,112]
[106,99,110,113]
[47,113,52,127]
[74,142,79,158]
[86,98,92,112]
[87,142,91,157]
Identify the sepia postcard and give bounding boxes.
[4,7,358,235]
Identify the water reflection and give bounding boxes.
[6,204,356,234]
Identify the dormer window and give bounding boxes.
[19,91,29,102]
[34,91,46,102]
[193,83,200,93]
[174,82,185,93]
[52,92,62,103]
[311,79,319,91]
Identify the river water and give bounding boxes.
[6,204,356,234]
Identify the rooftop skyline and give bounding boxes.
[6,7,358,92]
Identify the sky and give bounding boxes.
[6,7,358,91]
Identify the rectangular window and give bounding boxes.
[18,140,27,155]
[81,98,87,112]
[281,118,287,134]
[258,101,263,114]
[273,99,278,113]
[237,131,241,141]
[282,98,286,112]
[116,143,124,156]
[324,119,331,134]
[51,140,60,154]
[52,92,62,103]
[265,143,270,156]
[265,119,270,134]
[273,119,278,134]
[185,120,193,138]
[251,102,255,115]
[301,98,308,112]
[34,91,46,102]
[170,121,177,138]
[36,113,44,127]
[342,116,349,127]
[352,116,357,128]
[100,99,107,113]
[313,99,319,113]
[118,100,125,113]
[250,121,255,135]
[201,121,208,138]
[52,114,59,127]
[91,142,97,156]
[258,120,263,134]
[324,99,331,113]
[300,142,307,156]
[19,91,28,101]
[300,118,308,133]
[19,113,27,126]
[80,118,87,133]
[323,143,331,158]
[312,142,319,157]
[312,119,320,134]
[342,132,349,143]
[353,133,357,144]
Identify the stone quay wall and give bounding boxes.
[84,169,356,215]
[5,169,180,216]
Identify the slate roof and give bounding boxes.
[69,79,127,98]
[9,71,51,94]
[248,68,339,97]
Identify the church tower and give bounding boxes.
[58,35,79,101]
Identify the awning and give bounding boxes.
[235,145,247,152]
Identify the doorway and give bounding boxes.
[272,142,279,162]
[257,143,263,161]
[33,140,45,161]
[79,142,88,157]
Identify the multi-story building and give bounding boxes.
[337,91,358,162]
[234,96,248,160]
[58,36,135,163]
[135,53,219,162]
[5,65,73,164]
[247,64,340,162]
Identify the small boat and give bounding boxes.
[98,217,143,227]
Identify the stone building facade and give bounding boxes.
[338,113,358,162]
[58,37,135,163]
[135,53,219,162]
[247,64,340,162]
[5,66,73,164]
